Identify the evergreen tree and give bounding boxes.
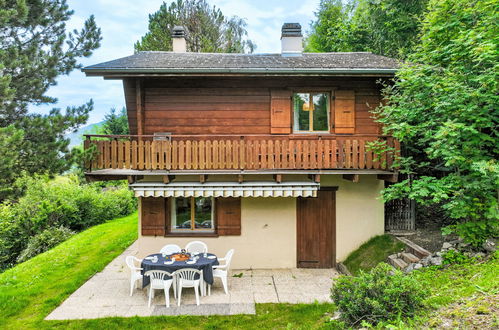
[102,107,129,136]
[0,0,102,199]
[135,0,255,53]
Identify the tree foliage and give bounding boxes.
[306,0,428,58]
[375,0,498,226]
[135,0,255,53]
[0,174,136,269]
[101,107,129,135]
[0,0,101,199]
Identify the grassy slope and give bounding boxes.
[343,234,405,275]
[0,213,138,329]
[0,212,334,329]
[414,255,499,328]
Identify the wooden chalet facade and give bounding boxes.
[82,24,399,269]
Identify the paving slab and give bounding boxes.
[45,240,338,320]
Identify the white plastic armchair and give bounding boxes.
[125,256,143,296]
[144,270,176,308]
[176,268,203,306]
[160,244,181,255]
[185,241,208,254]
[210,249,234,295]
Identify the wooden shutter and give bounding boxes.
[334,90,356,134]
[141,197,167,236]
[216,197,241,235]
[270,90,292,134]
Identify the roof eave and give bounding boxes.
[82,67,397,78]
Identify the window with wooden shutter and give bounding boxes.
[270,90,292,134]
[141,197,167,236]
[334,90,356,134]
[216,197,241,235]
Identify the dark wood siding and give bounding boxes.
[123,77,384,136]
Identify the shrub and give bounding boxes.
[0,174,137,269]
[442,249,471,265]
[16,226,75,263]
[442,220,499,249]
[331,263,426,326]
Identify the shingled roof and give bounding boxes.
[83,51,399,76]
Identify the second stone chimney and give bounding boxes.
[281,23,303,56]
[172,26,187,53]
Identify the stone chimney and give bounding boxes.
[172,26,187,53]
[281,23,303,56]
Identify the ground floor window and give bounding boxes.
[171,197,214,232]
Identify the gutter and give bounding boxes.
[81,67,397,77]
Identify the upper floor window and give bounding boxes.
[171,197,214,232]
[293,92,329,132]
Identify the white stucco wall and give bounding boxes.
[321,175,385,262]
[136,174,385,268]
[137,197,297,269]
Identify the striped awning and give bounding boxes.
[130,181,319,198]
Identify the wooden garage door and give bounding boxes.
[297,189,336,268]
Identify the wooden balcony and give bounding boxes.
[84,134,399,173]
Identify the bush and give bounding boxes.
[16,226,75,263]
[442,220,499,249]
[331,263,426,326]
[0,174,137,269]
[442,249,471,265]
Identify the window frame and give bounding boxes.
[292,91,331,133]
[170,196,215,234]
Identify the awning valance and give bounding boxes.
[130,181,319,198]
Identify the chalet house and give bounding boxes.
[82,24,399,269]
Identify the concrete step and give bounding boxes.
[396,237,431,259]
[388,257,408,270]
[401,252,419,264]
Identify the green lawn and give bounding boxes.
[413,255,499,328]
[343,234,405,275]
[0,213,139,329]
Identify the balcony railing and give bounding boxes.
[84,134,399,172]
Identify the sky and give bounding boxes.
[30,0,320,125]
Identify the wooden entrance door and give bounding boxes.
[297,189,336,268]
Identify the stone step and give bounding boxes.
[401,252,419,264]
[396,237,431,259]
[388,257,408,270]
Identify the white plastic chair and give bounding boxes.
[144,270,176,308]
[210,249,234,295]
[185,241,208,254]
[160,244,181,255]
[125,256,143,296]
[176,268,203,306]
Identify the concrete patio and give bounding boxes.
[45,241,338,320]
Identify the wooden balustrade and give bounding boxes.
[84,135,399,171]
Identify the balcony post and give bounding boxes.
[84,135,91,172]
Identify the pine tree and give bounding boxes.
[0,0,102,199]
[135,0,255,53]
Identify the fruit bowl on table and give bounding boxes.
[170,253,190,261]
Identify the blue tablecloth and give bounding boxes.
[141,253,219,287]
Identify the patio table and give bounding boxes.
[141,253,219,288]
